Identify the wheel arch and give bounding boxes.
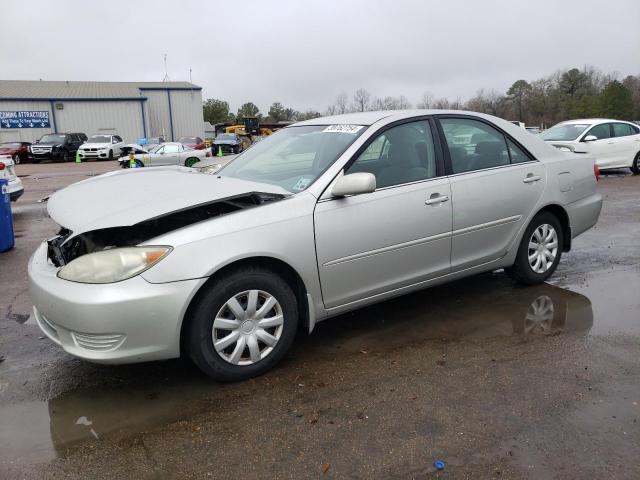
[534,203,571,252]
[179,256,310,355]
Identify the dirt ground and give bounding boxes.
[0,161,639,479]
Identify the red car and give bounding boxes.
[0,141,31,164]
[177,136,206,150]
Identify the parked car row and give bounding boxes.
[0,133,205,163]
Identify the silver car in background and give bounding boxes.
[118,141,211,168]
[29,110,602,381]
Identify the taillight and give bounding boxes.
[0,162,5,170]
[594,163,599,181]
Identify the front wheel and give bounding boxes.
[61,150,70,162]
[506,212,563,285]
[108,150,114,161]
[185,267,299,381]
[12,154,19,165]
[631,152,640,175]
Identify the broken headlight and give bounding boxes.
[57,246,172,284]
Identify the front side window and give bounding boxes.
[163,144,181,153]
[346,121,437,188]
[221,125,365,193]
[585,123,611,140]
[612,123,633,137]
[440,118,509,173]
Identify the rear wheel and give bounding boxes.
[184,157,199,168]
[185,267,298,381]
[631,152,640,175]
[506,212,563,285]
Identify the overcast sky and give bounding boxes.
[3,0,639,114]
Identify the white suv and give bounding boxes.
[0,155,24,201]
[78,134,125,161]
[541,119,640,174]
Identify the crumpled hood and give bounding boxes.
[0,147,17,154]
[79,143,111,150]
[47,166,289,234]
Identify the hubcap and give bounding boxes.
[212,290,284,366]
[528,224,558,274]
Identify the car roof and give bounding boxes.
[292,109,525,127]
[557,118,632,125]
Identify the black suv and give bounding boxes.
[29,133,87,163]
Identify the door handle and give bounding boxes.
[425,194,449,205]
[523,174,541,184]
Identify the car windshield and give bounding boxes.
[178,137,198,143]
[0,143,21,148]
[216,134,236,141]
[39,134,66,143]
[87,135,111,143]
[220,125,366,193]
[541,124,590,141]
[148,138,162,143]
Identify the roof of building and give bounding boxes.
[0,80,202,100]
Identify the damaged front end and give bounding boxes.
[47,192,285,267]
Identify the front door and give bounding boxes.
[438,116,546,271]
[314,119,452,309]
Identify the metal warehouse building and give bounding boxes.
[0,80,204,144]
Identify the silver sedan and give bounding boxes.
[118,142,211,168]
[29,110,602,381]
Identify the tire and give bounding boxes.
[108,150,114,161]
[12,154,19,165]
[185,267,299,381]
[631,152,640,175]
[61,150,70,163]
[184,157,199,168]
[505,211,563,285]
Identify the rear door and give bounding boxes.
[437,116,545,272]
[611,123,640,167]
[314,119,452,309]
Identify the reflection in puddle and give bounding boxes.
[0,275,594,464]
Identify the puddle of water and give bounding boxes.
[552,268,640,336]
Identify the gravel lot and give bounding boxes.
[1,161,639,479]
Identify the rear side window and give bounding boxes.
[439,118,510,173]
[612,123,633,137]
[586,123,611,140]
[507,139,531,164]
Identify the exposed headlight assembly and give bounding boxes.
[58,246,172,284]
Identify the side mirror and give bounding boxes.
[583,135,598,142]
[332,172,376,197]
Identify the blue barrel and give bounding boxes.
[0,178,15,252]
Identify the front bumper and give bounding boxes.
[8,178,23,201]
[79,150,109,159]
[28,242,206,364]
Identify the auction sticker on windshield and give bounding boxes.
[322,125,364,134]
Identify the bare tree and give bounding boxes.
[352,88,371,112]
[325,104,337,116]
[335,92,348,114]
[397,95,411,109]
[417,91,434,109]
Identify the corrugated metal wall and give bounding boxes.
[0,100,52,143]
[0,85,204,144]
[169,90,205,140]
[54,101,145,143]
[144,90,171,140]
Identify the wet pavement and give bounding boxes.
[0,162,639,479]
